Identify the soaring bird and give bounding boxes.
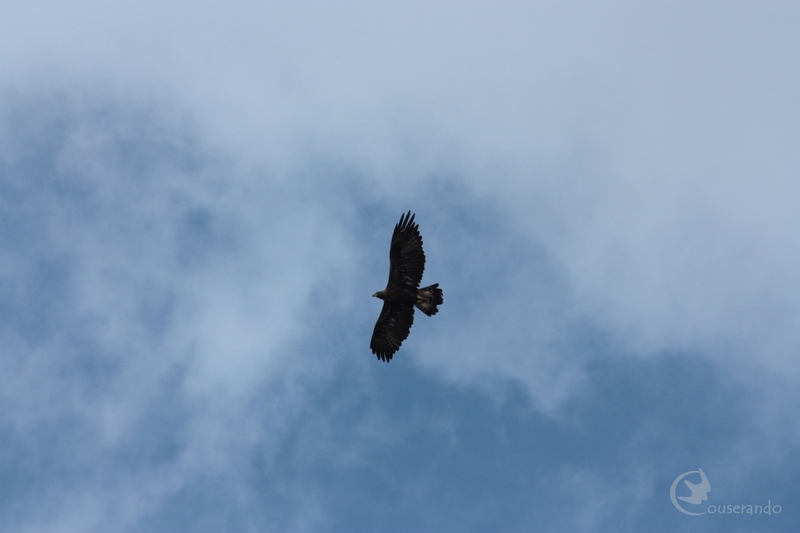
[370,211,443,362]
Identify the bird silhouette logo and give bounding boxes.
[671,469,711,515]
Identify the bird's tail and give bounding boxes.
[416,284,443,316]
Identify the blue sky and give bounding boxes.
[1,2,799,532]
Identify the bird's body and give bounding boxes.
[371,212,443,362]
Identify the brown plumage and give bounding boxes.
[371,211,443,362]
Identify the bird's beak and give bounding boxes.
[372,292,379,298]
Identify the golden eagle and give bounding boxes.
[371,211,443,362]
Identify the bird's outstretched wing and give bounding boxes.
[370,302,415,362]
[387,211,425,291]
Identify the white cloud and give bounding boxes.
[2,0,798,404]
[0,93,363,531]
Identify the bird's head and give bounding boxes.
[372,290,386,300]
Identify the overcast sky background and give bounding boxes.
[1,2,799,532]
